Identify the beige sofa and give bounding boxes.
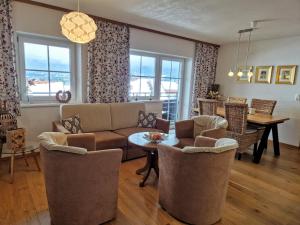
[53,102,170,161]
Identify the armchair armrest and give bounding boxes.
[200,128,226,139]
[52,121,70,134]
[194,136,217,147]
[175,120,194,138]
[67,133,96,151]
[156,118,170,134]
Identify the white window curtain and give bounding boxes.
[87,20,130,103]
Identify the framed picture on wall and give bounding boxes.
[275,65,297,85]
[255,66,273,83]
[236,66,254,83]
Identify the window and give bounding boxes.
[160,59,182,123]
[17,34,75,103]
[129,54,156,98]
[129,51,185,124]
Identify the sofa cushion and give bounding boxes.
[114,127,163,138]
[137,111,157,128]
[110,102,145,130]
[94,131,126,150]
[60,104,112,132]
[179,138,194,148]
[61,114,82,134]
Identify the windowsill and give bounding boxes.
[21,103,61,108]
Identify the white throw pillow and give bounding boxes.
[181,138,238,154]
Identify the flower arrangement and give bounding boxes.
[144,132,165,143]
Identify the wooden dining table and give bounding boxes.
[193,107,290,163]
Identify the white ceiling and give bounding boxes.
[35,0,300,44]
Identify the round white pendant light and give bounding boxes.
[228,69,234,77]
[60,0,97,44]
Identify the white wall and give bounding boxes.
[130,28,195,58]
[216,36,300,146]
[12,1,195,141]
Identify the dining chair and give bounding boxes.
[225,103,258,160]
[250,99,277,150]
[198,98,218,115]
[227,96,247,104]
[251,98,277,115]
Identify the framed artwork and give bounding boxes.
[255,66,273,83]
[237,66,254,83]
[276,65,297,85]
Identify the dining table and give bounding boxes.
[193,107,290,163]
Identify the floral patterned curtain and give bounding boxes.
[191,42,219,109]
[0,0,20,115]
[87,20,130,103]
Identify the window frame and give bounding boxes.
[159,56,185,121]
[129,50,185,120]
[129,51,159,100]
[17,33,76,104]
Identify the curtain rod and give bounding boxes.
[13,0,220,48]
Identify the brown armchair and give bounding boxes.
[158,136,237,225]
[38,132,122,225]
[175,115,228,147]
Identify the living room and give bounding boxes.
[0,0,299,225]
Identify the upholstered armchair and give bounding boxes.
[38,132,122,225]
[175,115,228,147]
[158,136,238,225]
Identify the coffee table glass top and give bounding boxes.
[128,132,179,149]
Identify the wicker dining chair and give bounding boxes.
[251,99,277,115]
[198,98,218,116]
[225,103,259,160]
[227,96,247,104]
[250,98,277,149]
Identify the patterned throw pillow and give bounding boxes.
[137,111,157,128]
[61,114,83,134]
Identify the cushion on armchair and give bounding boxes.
[38,132,87,155]
[192,115,228,138]
[181,138,238,154]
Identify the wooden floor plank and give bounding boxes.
[0,145,299,225]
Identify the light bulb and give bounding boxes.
[247,71,253,77]
[237,71,243,77]
[228,69,234,77]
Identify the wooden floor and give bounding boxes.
[0,144,300,225]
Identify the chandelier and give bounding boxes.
[60,0,97,44]
[228,21,257,81]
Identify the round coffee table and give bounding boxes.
[128,132,179,187]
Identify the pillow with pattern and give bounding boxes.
[61,114,83,134]
[137,111,157,128]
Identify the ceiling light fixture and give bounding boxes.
[228,21,257,79]
[60,0,97,44]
